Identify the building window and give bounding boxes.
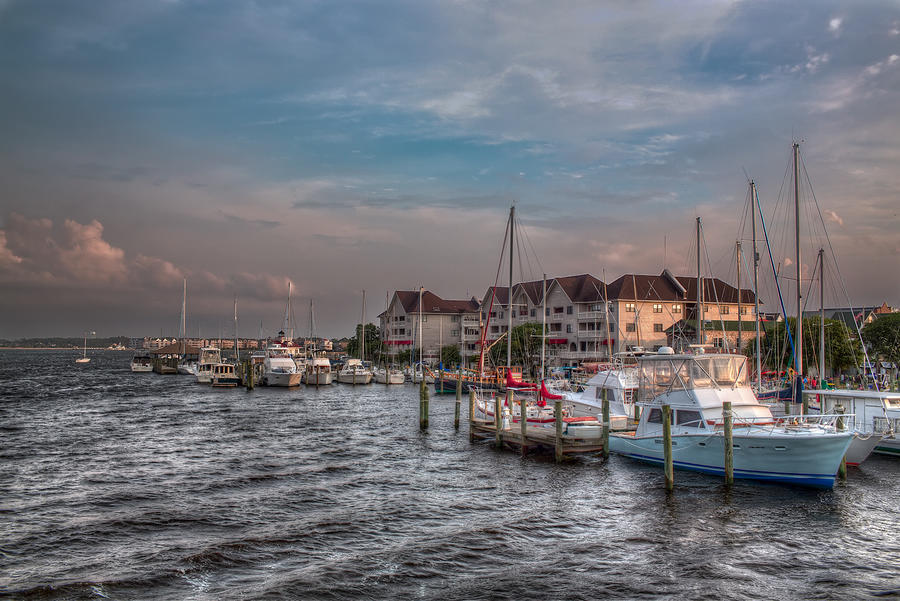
[722,306,730,315]
[491,326,499,334]
[672,304,682,312]
[590,303,604,312]
[626,323,636,332]
[740,306,748,315]
[490,311,496,318]
[567,306,573,315]
[512,311,516,318]
[399,315,405,322]
[422,316,427,322]
[566,324,573,333]
[546,308,550,316]
[704,306,709,313]
[550,323,562,332]
[653,323,663,332]
[625,303,636,312]
[653,303,663,313]
[530,309,536,317]
[451,330,459,337]
[553,306,564,314]
[451,316,459,322]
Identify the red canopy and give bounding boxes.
[506,369,537,390]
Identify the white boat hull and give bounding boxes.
[131,364,152,373]
[263,371,303,387]
[846,433,885,466]
[337,372,373,385]
[304,372,333,386]
[375,371,405,384]
[608,429,853,488]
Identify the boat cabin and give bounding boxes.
[634,349,772,436]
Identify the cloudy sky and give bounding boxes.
[1,0,898,339]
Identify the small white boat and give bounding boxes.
[405,363,434,384]
[262,352,303,387]
[804,388,900,464]
[608,348,853,488]
[210,362,241,387]
[337,358,373,384]
[548,356,639,430]
[304,356,334,386]
[75,332,92,364]
[177,360,198,376]
[131,352,152,372]
[374,366,405,384]
[196,347,222,384]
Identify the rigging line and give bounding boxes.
[517,215,546,281]
[799,153,880,389]
[756,184,796,365]
[700,224,731,353]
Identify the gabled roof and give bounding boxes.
[394,290,480,314]
[482,285,509,307]
[606,272,756,304]
[553,274,607,303]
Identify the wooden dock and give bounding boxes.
[469,417,605,456]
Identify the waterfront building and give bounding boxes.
[380,290,481,365]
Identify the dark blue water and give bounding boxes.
[1,350,899,600]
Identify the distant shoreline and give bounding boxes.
[0,348,134,351]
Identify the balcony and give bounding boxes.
[577,311,606,320]
[576,330,610,339]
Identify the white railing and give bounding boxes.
[577,311,606,320]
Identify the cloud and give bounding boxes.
[825,210,844,226]
[829,17,843,34]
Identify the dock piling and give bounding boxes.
[554,399,563,463]
[602,388,610,460]
[663,404,673,491]
[494,392,504,448]
[454,368,462,430]
[723,400,733,485]
[468,389,476,442]
[836,404,847,480]
[419,378,429,430]
[519,393,527,456]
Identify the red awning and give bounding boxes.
[599,339,614,346]
[547,338,568,344]
[386,340,413,345]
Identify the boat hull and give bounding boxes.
[608,430,853,488]
[131,364,152,373]
[337,372,373,384]
[873,435,900,457]
[263,372,303,387]
[304,372,334,386]
[846,433,885,466]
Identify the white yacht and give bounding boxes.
[608,348,853,488]
[210,362,241,387]
[804,388,900,464]
[261,345,303,387]
[337,358,373,385]
[374,366,405,384]
[196,347,222,384]
[304,356,334,386]
[130,352,152,373]
[548,358,640,430]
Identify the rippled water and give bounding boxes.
[1,350,899,600]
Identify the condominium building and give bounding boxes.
[380,290,481,364]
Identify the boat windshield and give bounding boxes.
[639,355,748,400]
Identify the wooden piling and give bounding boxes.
[455,368,462,430]
[554,399,563,463]
[633,404,641,426]
[468,389,476,442]
[662,404,673,491]
[723,400,733,485]
[602,388,610,460]
[836,404,847,480]
[419,378,429,430]
[494,392,504,448]
[519,393,527,456]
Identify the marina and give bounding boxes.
[2,349,899,600]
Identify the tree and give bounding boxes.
[440,345,461,367]
[345,323,381,360]
[488,322,543,375]
[862,313,900,366]
[755,317,861,375]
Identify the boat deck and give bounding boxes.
[469,417,606,455]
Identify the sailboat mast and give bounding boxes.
[507,205,514,371]
[359,290,366,361]
[603,276,612,358]
[736,241,742,352]
[540,273,546,380]
[418,286,423,367]
[819,248,825,381]
[751,181,761,389]
[233,296,239,362]
[181,277,186,356]
[793,142,803,377]
[696,217,703,346]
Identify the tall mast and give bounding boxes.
[751,181,761,389]
[181,277,186,356]
[418,286,424,367]
[540,273,546,380]
[819,248,825,382]
[233,296,239,361]
[286,281,294,341]
[603,275,612,358]
[793,142,803,377]
[696,217,703,346]
[736,241,742,352]
[507,205,514,371]
[359,290,366,361]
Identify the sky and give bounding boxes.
[1,0,899,339]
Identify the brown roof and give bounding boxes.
[606,272,756,304]
[553,274,607,302]
[395,290,480,314]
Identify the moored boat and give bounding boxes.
[130,352,152,372]
[608,348,853,488]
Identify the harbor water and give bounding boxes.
[2,350,899,600]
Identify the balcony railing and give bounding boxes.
[577,311,606,320]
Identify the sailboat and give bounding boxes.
[176,279,197,375]
[261,282,303,387]
[304,299,334,386]
[338,290,373,384]
[75,330,93,364]
[210,297,241,387]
